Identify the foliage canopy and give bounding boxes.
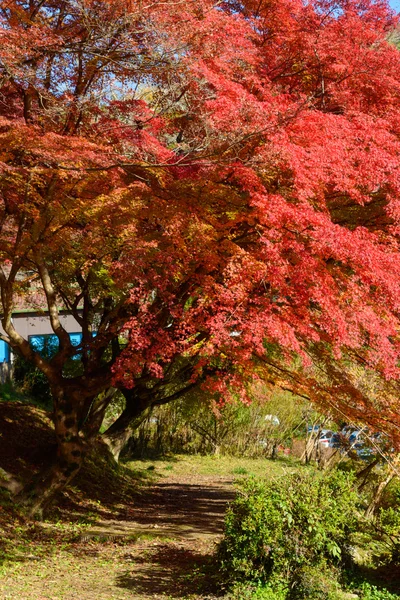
[1,0,400,506]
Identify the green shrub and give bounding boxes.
[218,469,359,592]
[13,336,82,410]
[376,506,400,564]
[357,582,400,600]
[127,388,308,458]
[226,581,289,600]
[371,478,400,565]
[289,565,345,600]
[13,353,54,409]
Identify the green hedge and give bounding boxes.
[218,469,359,596]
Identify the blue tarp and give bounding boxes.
[0,340,10,362]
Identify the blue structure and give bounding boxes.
[29,332,83,352]
[0,333,84,362]
[0,340,10,362]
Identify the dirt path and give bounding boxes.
[86,473,234,540]
[1,473,235,600]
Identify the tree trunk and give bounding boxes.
[302,431,319,464]
[101,389,152,461]
[356,457,380,492]
[83,388,116,439]
[101,378,198,461]
[365,471,395,519]
[17,434,87,518]
[16,389,90,517]
[213,443,221,456]
[365,455,399,519]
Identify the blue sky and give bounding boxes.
[389,0,400,13]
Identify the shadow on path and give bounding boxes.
[116,543,225,599]
[79,479,235,543]
[110,478,235,598]
[132,481,235,534]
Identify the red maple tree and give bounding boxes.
[1,0,400,512]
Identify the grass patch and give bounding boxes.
[0,382,51,410]
[124,454,301,480]
[231,466,248,475]
[0,382,29,404]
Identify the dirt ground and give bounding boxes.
[0,470,236,600]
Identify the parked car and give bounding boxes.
[348,429,363,444]
[318,429,335,449]
[329,432,342,448]
[307,424,322,434]
[338,427,388,460]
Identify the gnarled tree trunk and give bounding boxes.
[102,389,152,461]
[16,386,108,517]
[17,430,87,517]
[101,378,198,461]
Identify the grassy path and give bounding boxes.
[1,456,290,600]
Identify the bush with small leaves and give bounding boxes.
[356,582,400,600]
[218,469,359,594]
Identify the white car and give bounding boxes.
[318,429,335,448]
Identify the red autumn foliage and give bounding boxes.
[1,0,400,506]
